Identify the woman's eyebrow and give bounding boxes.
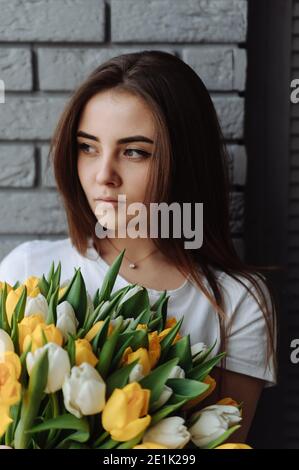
[77,130,154,144]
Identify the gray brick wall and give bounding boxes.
[0,0,247,261]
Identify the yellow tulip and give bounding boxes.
[217,397,239,407]
[23,276,41,297]
[216,443,252,449]
[75,339,98,367]
[182,375,216,411]
[0,352,21,407]
[158,317,181,344]
[85,321,113,343]
[136,324,147,331]
[0,282,12,293]
[18,314,45,352]
[6,285,26,326]
[23,323,63,353]
[102,382,151,442]
[165,317,177,329]
[124,347,151,375]
[148,332,161,368]
[134,442,168,449]
[0,405,13,438]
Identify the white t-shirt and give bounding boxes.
[0,237,276,387]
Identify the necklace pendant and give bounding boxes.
[129,263,136,269]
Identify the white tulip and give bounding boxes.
[143,417,190,449]
[151,385,173,411]
[25,293,48,321]
[168,365,185,379]
[191,342,208,361]
[188,404,242,448]
[26,342,71,393]
[0,329,14,358]
[56,301,79,341]
[129,363,144,382]
[118,286,143,306]
[63,362,106,418]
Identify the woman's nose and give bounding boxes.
[95,151,120,185]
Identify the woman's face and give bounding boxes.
[77,89,155,234]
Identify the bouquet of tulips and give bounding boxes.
[0,249,249,450]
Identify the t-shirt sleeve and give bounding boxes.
[0,242,31,286]
[222,274,277,388]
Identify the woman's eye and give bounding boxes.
[78,142,97,155]
[124,148,151,159]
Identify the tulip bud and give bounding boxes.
[129,363,144,382]
[143,417,191,449]
[151,385,173,411]
[25,293,48,321]
[63,363,106,418]
[0,329,14,357]
[26,342,71,393]
[188,404,242,448]
[191,342,208,361]
[168,365,185,379]
[56,301,78,341]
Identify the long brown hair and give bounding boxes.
[50,50,277,377]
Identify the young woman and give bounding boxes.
[0,50,276,442]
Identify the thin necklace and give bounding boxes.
[105,237,159,269]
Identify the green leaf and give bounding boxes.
[123,306,151,332]
[96,316,123,378]
[58,268,87,327]
[46,262,55,285]
[116,286,150,319]
[151,290,167,312]
[203,425,241,449]
[91,316,111,353]
[13,285,27,323]
[166,378,209,400]
[155,294,170,330]
[97,249,126,303]
[192,339,217,367]
[139,358,179,406]
[106,360,139,397]
[14,349,49,448]
[28,414,89,445]
[116,431,144,449]
[150,400,187,427]
[187,353,226,381]
[167,335,193,372]
[52,262,62,288]
[66,335,76,367]
[46,285,59,325]
[38,275,49,298]
[158,317,184,363]
[0,283,10,333]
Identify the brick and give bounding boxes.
[111,0,247,43]
[182,47,246,91]
[229,192,244,234]
[0,0,105,42]
[38,47,174,91]
[0,95,243,140]
[233,48,247,91]
[228,145,247,186]
[0,96,67,140]
[40,145,56,188]
[0,48,32,91]
[213,96,244,139]
[0,145,35,187]
[0,192,67,235]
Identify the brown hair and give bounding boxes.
[50,50,277,379]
